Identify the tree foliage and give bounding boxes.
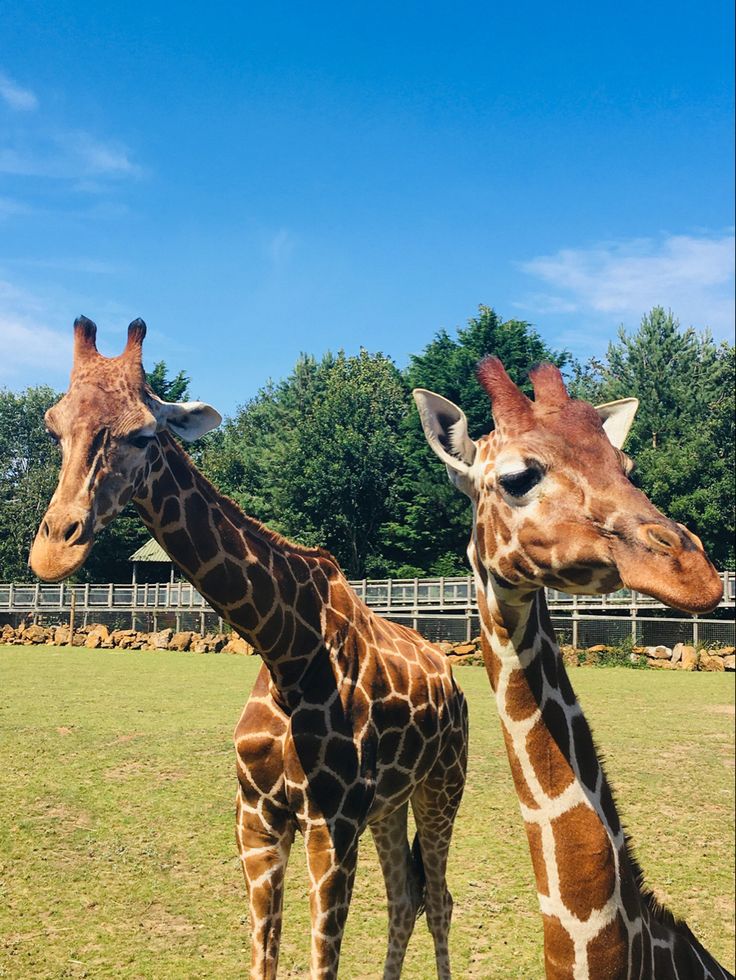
[379,306,568,576]
[0,308,732,583]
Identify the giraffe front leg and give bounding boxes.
[370,802,425,980]
[236,788,296,980]
[303,822,360,980]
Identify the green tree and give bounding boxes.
[572,308,735,569]
[200,350,407,577]
[0,386,61,580]
[380,306,569,576]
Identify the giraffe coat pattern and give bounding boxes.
[29,317,468,980]
[416,357,731,980]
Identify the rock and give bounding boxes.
[645,645,672,660]
[648,658,674,669]
[560,646,579,668]
[54,626,69,645]
[587,644,610,654]
[582,649,600,666]
[699,651,725,672]
[680,646,698,671]
[110,629,137,646]
[629,653,642,665]
[23,624,49,644]
[438,641,454,655]
[223,635,253,655]
[148,627,174,650]
[168,631,194,652]
[450,643,477,657]
[724,654,735,671]
[85,633,102,648]
[671,643,684,665]
[717,646,735,656]
[89,624,111,642]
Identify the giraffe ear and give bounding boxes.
[413,389,476,480]
[595,397,639,449]
[148,393,223,441]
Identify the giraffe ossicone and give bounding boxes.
[30,317,469,980]
[416,356,731,980]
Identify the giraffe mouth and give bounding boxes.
[611,538,723,615]
[29,513,95,582]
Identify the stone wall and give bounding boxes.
[441,637,735,671]
[0,622,253,655]
[2,623,734,671]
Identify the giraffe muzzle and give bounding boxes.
[29,507,95,582]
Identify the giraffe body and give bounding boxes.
[415,358,732,980]
[30,318,468,980]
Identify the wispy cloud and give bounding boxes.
[0,132,142,181]
[0,72,38,112]
[0,279,72,380]
[517,232,735,341]
[267,228,296,266]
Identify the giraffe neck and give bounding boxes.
[132,433,338,702]
[472,555,733,979]
[476,572,635,976]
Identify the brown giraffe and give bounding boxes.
[29,316,468,980]
[415,357,733,980]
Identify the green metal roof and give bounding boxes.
[129,538,171,562]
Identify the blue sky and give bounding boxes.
[1,1,733,414]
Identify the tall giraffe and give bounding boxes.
[415,357,732,980]
[29,316,468,980]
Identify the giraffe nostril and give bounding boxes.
[63,521,81,543]
[643,524,680,553]
[41,520,50,538]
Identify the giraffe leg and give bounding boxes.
[303,822,360,980]
[236,788,296,980]
[370,802,425,980]
[411,775,465,980]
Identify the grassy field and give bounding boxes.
[0,647,733,979]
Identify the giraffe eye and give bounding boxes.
[129,433,155,450]
[499,466,543,498]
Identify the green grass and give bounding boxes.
[0,647,733,979]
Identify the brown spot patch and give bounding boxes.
[587,912,629,979]
[553,803,616,920]
[526,703,574,798]
[505,666,538,721]
[542,914,575,980]
[501,726,538,810]
[525,821,549,896]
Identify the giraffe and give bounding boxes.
[414,357,733,980]
[29,316,469,980]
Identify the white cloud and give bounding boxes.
[0,73,38,111]
[0,279,72,381]
[0,133,141,181]
[517,233,735,340]
[267,228,296,266]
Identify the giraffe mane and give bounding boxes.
[173,439,340,565]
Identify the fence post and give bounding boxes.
[630,591,638,645]
[387,578,392,614]
[571,597,579,650]
[68,591,76,647]
[33,582,40,625]
[693,616,699,648]
[412,578,419,632]
[83,583,90,628]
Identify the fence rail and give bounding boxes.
[1,573,733,648]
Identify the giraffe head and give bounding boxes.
[29,316,221,582]
[414,357,722,613]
